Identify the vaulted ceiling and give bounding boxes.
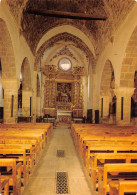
[6,0,135,57]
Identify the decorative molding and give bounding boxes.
[49,46,78,62]
[35,32,94,70]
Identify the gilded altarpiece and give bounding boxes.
[56,83,72,111]
[41,65,84,120]
[42,65,56,117]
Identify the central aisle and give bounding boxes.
[23,125,92,195]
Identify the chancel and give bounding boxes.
[1,0,137,195]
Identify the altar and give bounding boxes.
[57,110,72,123]
[43,65,84,124]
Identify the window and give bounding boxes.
[59,58,72,71]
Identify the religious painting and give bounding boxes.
[57,83,72,103]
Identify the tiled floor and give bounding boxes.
[23,125,93,195]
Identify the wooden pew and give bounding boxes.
[0,123,53,194]
[71,124,137,156]
[0,134,42,158]
[0,177,9,195]
[0,127,48,148]
[90,153,137,190]
[0,137,41,164]
[0,144,36,173]
[0,123,53,140]
[109,180,137,195]
[84,140,137,169]
[71,124,137,194]
[0,159,22,195]
[0,130,44,151]
[98,163,137,195]
[0,149,30,186]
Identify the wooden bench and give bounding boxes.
[0,149,30,186]
[1,127,48,148]
[0,134,43,157]
[71,124,137,194]
[0,123,53,139]
[0,123,53,194]
[84,140,137,169]
[0,177,9,195]
[98,163,137,195]
[0,130,44,151]
[0,137,41,164]
[90,153,137,190]
[0,159,22,195]
[0,144,36,173]
[71,124,137,155]
[109,180,137,195]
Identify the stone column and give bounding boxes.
[100,96,110,118]
[22,89,32,117]
[114,87,134,126]
[32,71,37,122]
[92,73,99,123]
[36,96,41,117]
[2,79,20,124]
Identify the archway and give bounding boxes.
[120,26,137,88]
[118,25,137,125]
[35,30,94,123]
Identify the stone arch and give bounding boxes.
[120,25,137,88]
[35,32,95,72]
[36,32,93,118]
[0,19,16,79]
[36,25,96,57]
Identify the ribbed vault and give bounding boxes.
[35,32,95,72]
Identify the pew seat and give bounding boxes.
[109,180,137,195]
[0,159,22,195]
[0,177,9,195]
[90,153,137,190]
[98,163,137,195]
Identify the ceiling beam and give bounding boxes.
[26,9,107,21]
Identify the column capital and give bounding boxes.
[114,87,135,97]
[2,79,20,90]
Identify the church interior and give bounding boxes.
[1,0,137,194]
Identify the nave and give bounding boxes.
[23,125,92,195]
